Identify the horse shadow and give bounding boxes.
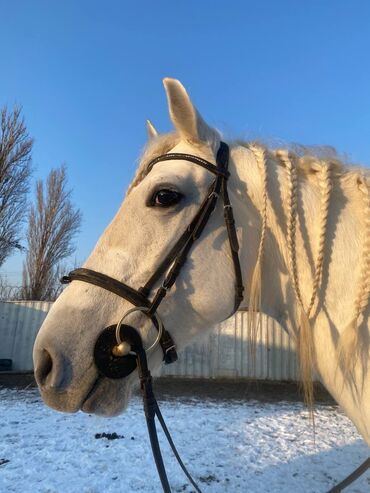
[223,440,370,493]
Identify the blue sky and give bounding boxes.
[1,0,370,284]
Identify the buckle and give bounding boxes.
[164,345,178,364]
[161,281,169,292]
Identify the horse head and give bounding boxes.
[33,79,251,416]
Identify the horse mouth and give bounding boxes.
[81,375,102,411]
[81,374,132,416]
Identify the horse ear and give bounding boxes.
[163,78,219,146]
[146,119,158,140]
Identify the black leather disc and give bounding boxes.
[94,325,141,379]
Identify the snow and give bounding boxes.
[0,388,369,493]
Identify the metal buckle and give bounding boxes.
[209,191,219,199]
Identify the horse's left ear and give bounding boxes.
[146,119,158,140]
[163,78,219,147]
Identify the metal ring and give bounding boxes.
[115,306,163,354]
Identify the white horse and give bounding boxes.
[33,78,370,447]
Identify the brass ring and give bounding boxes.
[115,306,163,354]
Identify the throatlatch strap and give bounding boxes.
[221,179,244,313]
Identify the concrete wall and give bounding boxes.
[0,301,299,380]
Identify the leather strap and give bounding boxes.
[136,345,203,493]
[61,141,243,366]
[147,152,230,178]
[221,179,244,313]
[62,269,150,308]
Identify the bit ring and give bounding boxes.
[115,306,163,354]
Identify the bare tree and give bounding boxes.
[21,165,82,300]
[0,106,33,266]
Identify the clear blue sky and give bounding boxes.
[1,0,370,284]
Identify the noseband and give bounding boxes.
[62,141,244,376]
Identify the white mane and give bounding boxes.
[132,133,370,408]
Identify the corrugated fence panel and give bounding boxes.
[0,302,299,380]
[161,312,299,381]
[0,301,53,371]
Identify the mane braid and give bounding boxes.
[277,150,304,306]
[276,150,315,411]
[307,162,332,317]
[247,144,268,359]
[338,174,370,375]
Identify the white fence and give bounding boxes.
[0,301,299,380]
[0,301,53,371]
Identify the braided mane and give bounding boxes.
[243,142,370,408]
[129,134,370,408]
[337,172,370,375]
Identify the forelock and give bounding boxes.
[127,132,180,194]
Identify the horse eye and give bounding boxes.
[152,189,183,207]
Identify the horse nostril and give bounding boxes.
[34,348,66,390]
[35,348,53,387]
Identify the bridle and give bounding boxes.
[60,141,370,493]
[60,141,244,493]
[61,141,244,378]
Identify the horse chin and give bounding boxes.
[81,376,133,416]
[37,374,133,417]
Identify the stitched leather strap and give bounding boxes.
[147,152,230,178]
[62,269,150,308]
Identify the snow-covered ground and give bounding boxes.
[0,387,369,493]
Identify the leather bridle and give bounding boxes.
[61,141,244,377]
[60,141,243,493]
[60,141,370,493]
